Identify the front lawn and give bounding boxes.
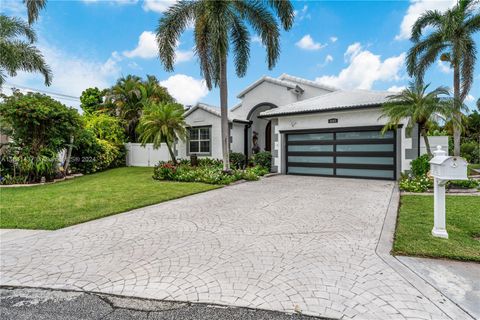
[393,195,480,262]
[0,167,219,230]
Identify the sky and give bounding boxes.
[2,0,479,112]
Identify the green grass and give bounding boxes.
[393,195,480,262]
[0,167,219,230]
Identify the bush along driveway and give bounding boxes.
[393,195,480,262]
[0,167,219,230]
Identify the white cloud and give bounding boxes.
[294,5,310,21]
[143,0,177,13]
[330,36,338,43]
[159,74,208,105]
[316,43,406,90]
[387,85,406,92]
[437,60,452,73]
[396,0,456,40]
[5,44,122,108]
[466,94,475,102]
[318,54,334,68]
[123,31,193,63]
[295,35,326,51]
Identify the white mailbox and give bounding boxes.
[428,146,468,239]
[430,146,468,180]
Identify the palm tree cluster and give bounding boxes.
[407,0,479,156]
[381,81,463,157]
[105,75,175,143]
[156,0,294,171]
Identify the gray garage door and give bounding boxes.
[286,127,396,180]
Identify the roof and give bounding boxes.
[184,103,249,123]
[236,76,298,98]
[259,90,392,117]
[278,73,337,92]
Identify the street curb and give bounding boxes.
[375,184,474,320]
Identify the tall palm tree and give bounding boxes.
[137,102,187,164]
[106,75,144,142]
[407,0,479,156]
[143,75,175,104]
[23,0,47,24]
[156,0,294,171]
[380,81,458,157]
[0,15,52,87]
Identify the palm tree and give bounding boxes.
[380,81,458,158]
[156,0,294,171]
[0,15,52,87]
[106,75,144,142]
[23,0,47,24]
[143,75,174,104]
[407,0,479,156]
[137,102,187,164]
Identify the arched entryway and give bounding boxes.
[245,103,277,157]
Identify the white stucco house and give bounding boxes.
[171,73,432,181]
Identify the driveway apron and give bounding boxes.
[1,176,451,319]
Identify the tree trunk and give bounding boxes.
[63,135,74,176]
[420,127,432,158]
[453,66,461,156]
[219,54,230,172]
[166,140,177,164]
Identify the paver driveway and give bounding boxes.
[1,176,450,319]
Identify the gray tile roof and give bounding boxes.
[184,103,248,123]
[259,90,392,117]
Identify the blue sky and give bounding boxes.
[2,0,479,111]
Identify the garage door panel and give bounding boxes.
[288,167,334,175]
[286,127,396,180]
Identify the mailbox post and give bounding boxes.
[429,146,468,239]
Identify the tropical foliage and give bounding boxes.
[23,0,47,24]
[105,75,174,142]
[0,91,80,183]
[380,81,457,157]
[80,87,105,114]
[0,15,52,87]
[137,102,186,164]
[156,0,294,170]
[407,0,480,156]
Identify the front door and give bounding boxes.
[265,121,272,152]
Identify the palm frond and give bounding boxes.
[411,10,443,41]
[23,0,47,24]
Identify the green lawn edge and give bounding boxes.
[392,194,480,262]
[0,167,221,230]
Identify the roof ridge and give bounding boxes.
[278,73,338,92]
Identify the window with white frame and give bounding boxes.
[188,126,211,155]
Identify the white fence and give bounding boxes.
[125,143,171,167]
[420,136,449,156]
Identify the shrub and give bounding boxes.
[448,179,479,189]
[153,162,177,180]
[461,141,480,164]
[252,151,272,170]
[399,175,433,193]
[410,154,430,177]
[230,152,246,169]
[197,157,223,167]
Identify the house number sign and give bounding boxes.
[328,118,338,123]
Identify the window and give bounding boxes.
[188,126,211,155]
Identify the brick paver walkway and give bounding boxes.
[1,176,450,319]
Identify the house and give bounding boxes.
[175,73,431,180]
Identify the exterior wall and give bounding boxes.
[247,105,272,156]
[273,108,411,175]
[230,122,245,154]
[179,108,246,160]
[230,82,299,120]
